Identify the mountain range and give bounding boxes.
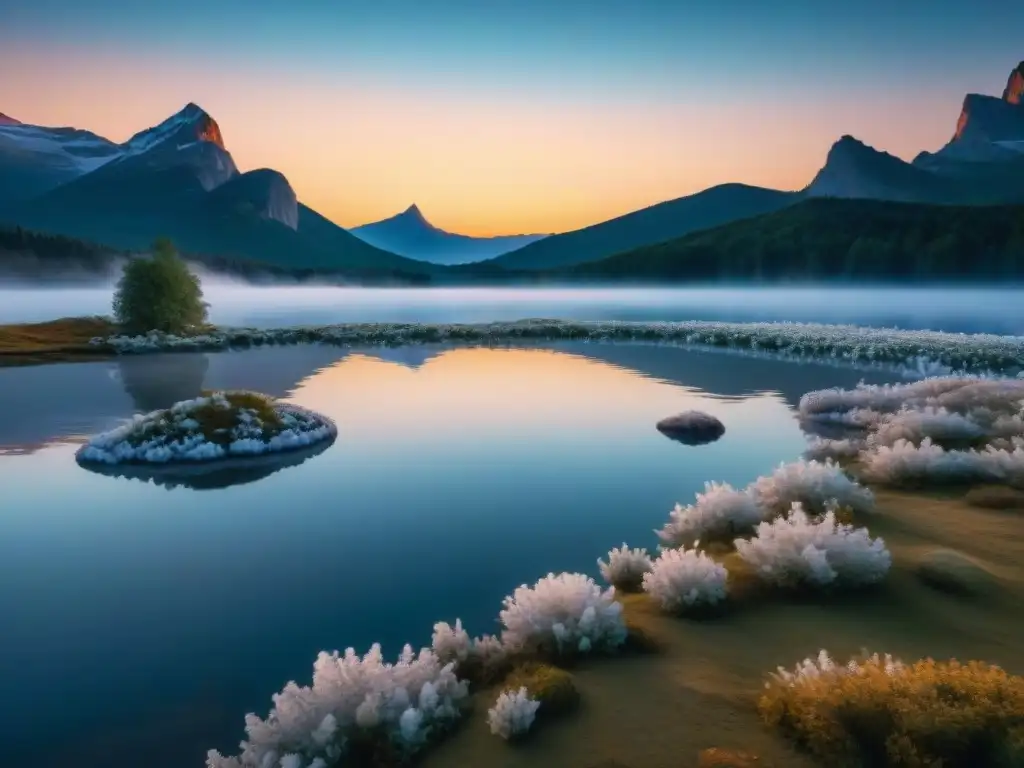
[2,59,1024,281]
[349,204,547,264]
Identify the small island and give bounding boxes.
[75,390,337,466]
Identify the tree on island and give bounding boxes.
[113,237,208,334]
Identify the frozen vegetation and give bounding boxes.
[597,543,653,591]
[734,503,892,588]
[656,482,763,547]
[91,319,1024,375]
[487,687,540,740]
[656,461,875,548]
[498,572,627,656]
[641,547,729,612]
[75,391,335,465]
[750,458,876,516]
[205,645,470,768]
[800,377,1024,488]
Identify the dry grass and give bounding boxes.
[964,485,1024,512]
[0,316,117,365]
[759,657,1024,767]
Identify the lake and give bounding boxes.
[2,284,1024,334]
[0,341,900,768]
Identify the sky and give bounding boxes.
[1,0,1022,236]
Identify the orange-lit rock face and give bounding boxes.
[196,115,226,150]
[1004,62,1024,105]
[953,99,970,141]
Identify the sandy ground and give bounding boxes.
[420,487,1024,768]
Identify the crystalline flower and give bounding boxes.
[750,459,875,516]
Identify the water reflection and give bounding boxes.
[77,437,336,490]
[0,343,899,457]
[0,343,902,768]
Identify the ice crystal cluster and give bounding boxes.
[769,649,905,688]
[498,572,627,655]
[597,543,653,591]
[657,461,874,549]
[487,687,541,740]
[734,503,891,588]
[92,319,1024,375]
[641,547,729,612]
[800,377,1024,488]
[76,391,335,464]
[206,644,470,768]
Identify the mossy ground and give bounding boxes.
[421,487,1024,768]
[125,391,286,448]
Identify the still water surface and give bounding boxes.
[2,343,898,767]
[1,285,1023,334]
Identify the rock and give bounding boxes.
[916,549,998,597]
[656,410,725,445]
[698,748,764,767]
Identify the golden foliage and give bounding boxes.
[759,656,1024,767]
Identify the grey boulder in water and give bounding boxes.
[656,410,725,445]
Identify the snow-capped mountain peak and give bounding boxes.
[122,102,227,156]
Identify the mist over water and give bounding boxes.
[1,284,1023,334]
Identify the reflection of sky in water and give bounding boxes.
[0,344,899,768]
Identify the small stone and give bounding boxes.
[656,410,725,445]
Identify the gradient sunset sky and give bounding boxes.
[2,0,1022,236]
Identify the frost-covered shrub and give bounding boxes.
[598,543,653,591]
[487,687,540,740]
[760,650,1024,768]
[868,406,986,448]
[206,644,469,768]
[734,503,891,588]
[860,437,1024,488]
[804,437,864,461]
[656,482,764,547]
[750,459,875,517]
[431,620,508,683]
[642,548,729,613]
[498,572,627,656]
[77,391,335,465]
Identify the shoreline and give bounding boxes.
[3,316,1023,376]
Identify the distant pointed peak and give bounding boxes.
[400,203,431,225]
[0,111,21,126]
[1004,61,1024,105]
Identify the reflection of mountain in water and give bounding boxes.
[76,435,335,491]
[556,343,896,408]
[0,341,899,455]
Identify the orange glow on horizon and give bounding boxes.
[0,43,962,237]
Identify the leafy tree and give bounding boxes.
[113,238,207,334]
